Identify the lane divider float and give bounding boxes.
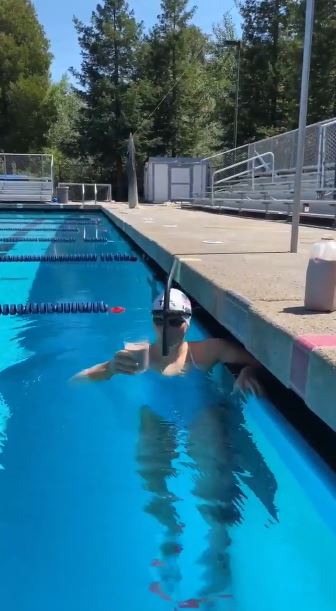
[0,227,79,233]
[0,302,126,315]
[0,237,75,243]
[0,253,137,263]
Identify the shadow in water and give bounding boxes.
[136,385,278,607]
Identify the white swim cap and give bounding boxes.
[152,288,192,316]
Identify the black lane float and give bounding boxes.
[0,227,79,232]
[0,237,75,243]
[0,302,110,315]
[0,253,137,262]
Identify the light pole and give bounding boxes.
[223,40,241,149]
[290,0,315,253]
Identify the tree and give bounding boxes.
[73,0,143,197]
[47,77,81,155]
[0,0,54,152]
[142,0,215,157]
[238,0,289,142]
[45,76,84,184]
[283,0,336,127]
[208,13,239,150]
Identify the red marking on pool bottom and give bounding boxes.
[149,582,171,602]
[178,594,234,608]
[110,306,125,314]
[178,599,202,608]
[151,558,165,568]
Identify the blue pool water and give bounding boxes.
[0,211,335,611]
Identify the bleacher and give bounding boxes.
[184,118,336,223]
[0,154,53,203]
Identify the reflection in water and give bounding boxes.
[137,408,183,601]
[136,380,278,608]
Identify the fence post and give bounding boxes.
[317,124,325,189]
[94,183,97,206]
[82,183,85,207]
[251,157,255,191]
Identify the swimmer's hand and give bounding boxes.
[234,366,264,397]
[71,360,115,383]
[71,349,142,383]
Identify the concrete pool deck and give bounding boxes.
[102,203,336,432]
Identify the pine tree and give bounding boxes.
[142,0,215,157]
[309,0,336,122]
[238,0,289,142]
[0,0,54,152]
[73,0,143,197]
[208,13,239,150]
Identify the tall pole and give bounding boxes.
[233,43,241,151]
[290,0,315,253]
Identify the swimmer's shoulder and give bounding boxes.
[188,339,222,369]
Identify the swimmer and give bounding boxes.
[73,289,263,395]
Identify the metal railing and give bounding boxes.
[201,117,336,199]
[58,182,112,204]
[0,153,53,181]
[211,152,274,205]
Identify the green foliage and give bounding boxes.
[3,0,336,191]
[0,0,54,152]
[140,0,214,157]
[72,0,143,196]
[207,13,239,150]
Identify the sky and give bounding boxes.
[33,0,241,82]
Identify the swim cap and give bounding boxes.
[152,288,192,317]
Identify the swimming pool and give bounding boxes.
[0,210,335,611]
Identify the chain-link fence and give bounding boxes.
[318,120,336,191]
[201,117,336,196]
[0,154,53,180]
[250,122,322,171]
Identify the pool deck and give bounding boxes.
[102,203,336,432]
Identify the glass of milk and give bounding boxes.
[124,340,150,373]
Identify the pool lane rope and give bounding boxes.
[0,237,76,243]
[0,218,101,224]
[0,253,137,262]
[0,227,79,232]
[0,302,126,315]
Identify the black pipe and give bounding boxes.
[162,259,178,356]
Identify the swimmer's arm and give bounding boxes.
[196,338,259,368]
[72,350,141,382]
[204,338,264,395]
[215,338,259,367]
[72,359,116,382]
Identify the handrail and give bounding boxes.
[58,182,112,203]
[202,142,248,163]
[211,152,274,205]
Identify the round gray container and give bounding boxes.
[56,186,69,204]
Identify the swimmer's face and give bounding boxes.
[152,314,189,348]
